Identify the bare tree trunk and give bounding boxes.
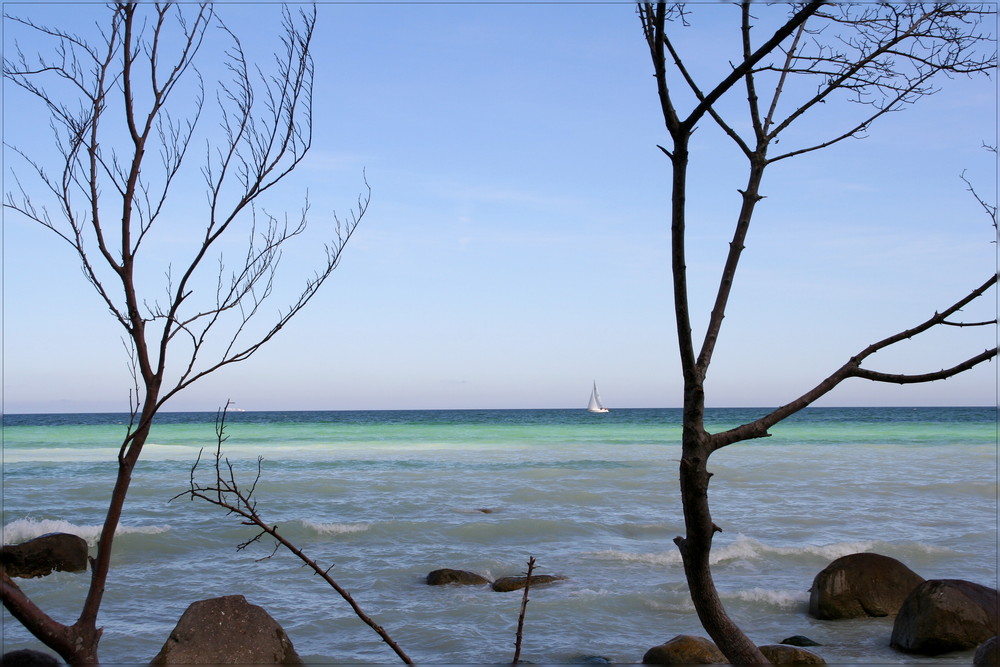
[666,124,769,662]
[676,435,764,663]
[78,406,156,629]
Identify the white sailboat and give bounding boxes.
[586,381,610,413]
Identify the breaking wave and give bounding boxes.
[2,517,170,547]
[591,534,950,568]
[725,587,810,608]
[300,520,371,535]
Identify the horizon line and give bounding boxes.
[3,404,995,417]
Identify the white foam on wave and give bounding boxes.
[2,518,170,547]
[725,587,809,608]
[715,534,956,562]
[711,534,881,563]
[590,549,682,566]
[301,520,370,535]
[592,534,948,568]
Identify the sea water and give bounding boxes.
[1,407,996,665]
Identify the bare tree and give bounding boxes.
[2,3,367,664]
[638,2,996,662]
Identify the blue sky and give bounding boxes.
[3,3,996,413]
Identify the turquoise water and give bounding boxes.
[2,407,997,664]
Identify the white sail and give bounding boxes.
[587,381,610,413]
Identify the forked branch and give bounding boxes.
[172,403,413,665]
[712,273,997,450]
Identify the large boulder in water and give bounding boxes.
[758,644,826,664]
[426,568,489,586]
[642,635,726,664]
[890,579,999,655]
[808,552,924,619]
[0,533,88,578]
[150,595,303,665]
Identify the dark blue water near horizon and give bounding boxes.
[4,404,996,428]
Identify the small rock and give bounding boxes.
[974,636,998,666]
[758,644,826,664]
[642,635,725,664]
[425,568,490,586]
[150,595,303,665]
[492,574,566,592]
[0,649,62,666]
[890,579,999,655]
[0,533,88,578]
[781,636,821,647]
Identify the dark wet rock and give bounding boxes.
[0,649,62,666]
[642,635,726,664]
[808,552,924,619]
[758,644,826,664]
[974,636,998,666]
[575,656,612,665]
[150,595,303,665]
[491,574,567,592]
[425,568,490,586]
[0,533,88,578]
[781,636,821,647]
[890,579,999,655]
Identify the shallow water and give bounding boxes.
[2,407,996,664]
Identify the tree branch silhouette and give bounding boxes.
[173,402,414,665]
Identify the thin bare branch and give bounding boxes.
[174,402,413,664]
[852,348,997,383]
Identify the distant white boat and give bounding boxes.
[587,381,610,413]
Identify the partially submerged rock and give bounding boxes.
[0,533,88,578]
[781,635,821,647]
[0,649,62,666]
[642,635,726,664]
[890,579,999,655]
[150,595,303,665]
[492,574,567,592]
[808,552,923,619]
[758,644,826,664]
[426,568,490,586]
[974,636,998,666]
[642,637,825,665]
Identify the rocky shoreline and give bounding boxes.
[2,534,996,665]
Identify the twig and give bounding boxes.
[512,556,536,665]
